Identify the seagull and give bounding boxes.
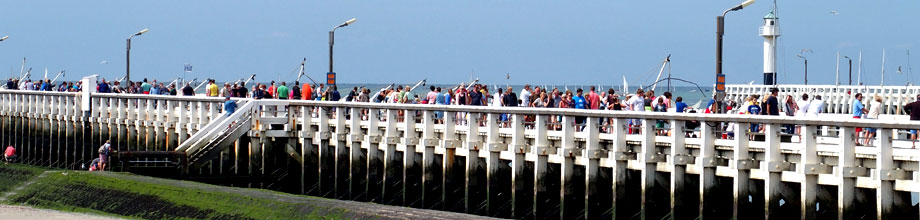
[800,49,813,54]
[830,10,839,15]
[100,60,109,64]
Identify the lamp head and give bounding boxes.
[740,0,755,8]
[796,54,805,59]
[0,36,7,41]
[134,28,149,36]
[337,18,357,28]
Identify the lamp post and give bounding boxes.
[715,0,755,113]
[126,28,149,84]
[328,18,356,86]
[844,56,853,85]
[797,54,807,85]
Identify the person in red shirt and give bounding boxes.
[587,86,601,110]
[267,81,277,99]
[4,145,16,164]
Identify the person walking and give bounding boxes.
[852,93,868,145]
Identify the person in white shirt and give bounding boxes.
[626,89,645,134]
[864,96,883,145]
[519,85,531,108]
[806,95,824,117]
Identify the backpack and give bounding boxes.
[98,144,109,155]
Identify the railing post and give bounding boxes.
[177,101,188,145]
[300,105,317,195]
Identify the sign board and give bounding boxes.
[326,72,336,85]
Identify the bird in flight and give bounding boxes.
[830,10,839,15]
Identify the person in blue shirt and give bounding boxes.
[573,88,587,130]
[852,93,867,139]
[675,96,688,113]
[573,88,587,109]
[224,96,237,116]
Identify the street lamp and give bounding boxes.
[797,54,807,85]
[843,56,853,85]
[126,28,149,83]
[715,0,755,113]
[328,18,357,86]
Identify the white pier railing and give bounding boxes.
[726,84,920,116]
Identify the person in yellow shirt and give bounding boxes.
[206,79,219,97]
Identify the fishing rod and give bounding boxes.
[408,79,427,93]
[640,77,707,99]
[243,74,256,86]
[194,78,211,91]
[49,71,65,84]
[465,78,479,90]
[296,58,318,85]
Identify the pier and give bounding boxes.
[3,86,920,219]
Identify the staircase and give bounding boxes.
[175,101,255,172]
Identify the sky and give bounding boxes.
[0,1,917,87]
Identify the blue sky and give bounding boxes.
[0,1,917,87]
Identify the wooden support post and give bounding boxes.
[838,126,859,220]
[421,110,441,209]
[734,123,757,219]
[510,113,532,219]
[365,108,383,203]
[485,112,508,217]
[349,107,367,201]
[403,109,421,208]
[670,119,696,219]
[466,112,485,215]
[442,111,464,212]
[876,128,910,219]
[585,116,607,219]
[334,106,349,199]
[560,115,581,219]
[640,118,665,220]
[533,114,555,219]
[801,125,819,220]
[699,120,720,218]
[382,109,402,205]
[765,123,799,218]
[317,106,334,198]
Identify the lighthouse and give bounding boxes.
[760,11,779,85]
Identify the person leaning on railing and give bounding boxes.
[903,94,920,149]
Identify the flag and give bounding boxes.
[184,64,193,72]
